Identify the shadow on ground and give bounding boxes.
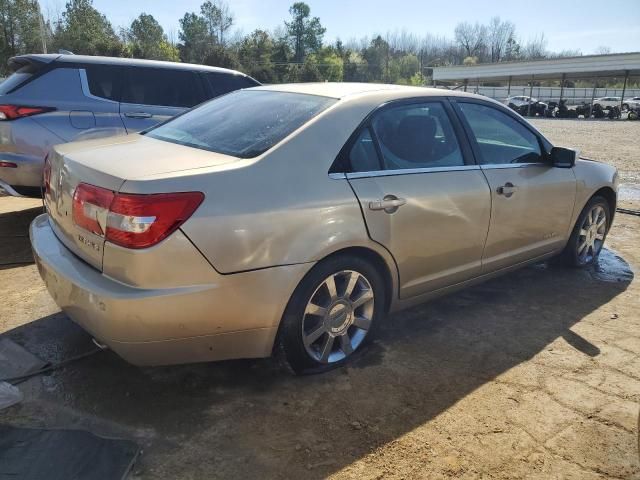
[0,206,42,269]
[0,249,633,479]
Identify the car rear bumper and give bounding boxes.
[30,213,312,366]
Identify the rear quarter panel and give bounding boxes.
[117,96,398,278]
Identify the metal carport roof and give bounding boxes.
[432,52,640,82]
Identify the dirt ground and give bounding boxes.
[1,119,639,479]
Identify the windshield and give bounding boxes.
[145,90,337,158]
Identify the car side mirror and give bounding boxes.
[550,146,578,168]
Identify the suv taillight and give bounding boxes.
[72,183,204,249]
[0,104,55,120]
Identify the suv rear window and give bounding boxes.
[145,90,336,158]
[203,72,259,97]
[0,65,37,95]
[121,67,203,108]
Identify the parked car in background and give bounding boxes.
[592,96,621,109]
[0,54,259,196]
[505,95,538,108]
[31,84,618,374]
[622,96,640,111]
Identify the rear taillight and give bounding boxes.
[72,183,204,249]
[0,104,55,120]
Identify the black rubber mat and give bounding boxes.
[0,425,140,480]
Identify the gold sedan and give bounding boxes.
[30,83,618,374]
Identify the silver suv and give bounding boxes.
[0,54,259,196]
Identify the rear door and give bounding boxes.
[344,99,491,298]
[119,67,205,132]
[453,100,576,272]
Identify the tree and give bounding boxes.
[52,0,123,56]
[504,35,521,61]
[200,0,233,45]
[487,17,515,62]
[454,21,487,60]
[285,2,325,63]
[0,0,50,73]
[362,35,390,82]
[178,11,210,63]
[522,33,547,60]
[124,13,178,61]
[238,29,275,82]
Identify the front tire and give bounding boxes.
[560,196,610,267]
[279,255,385,374]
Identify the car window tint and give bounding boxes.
[85,65,120,101]
[121,68,201,108]
[371,102,464,170]
[458,102,543,165]
[145,90,336,158]
[349,128,381,172]
[203,72,258,98]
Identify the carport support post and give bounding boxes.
[589,80,597,118]
[620,70,629,112]
[527,75,534,117]
[559,73,566,102]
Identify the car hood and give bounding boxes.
[53,133,238,180]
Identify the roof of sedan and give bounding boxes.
[254,82,471,99]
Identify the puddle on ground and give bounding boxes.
[619,183,640,203]
[591,249,634,283]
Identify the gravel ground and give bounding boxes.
[0,120,639,479]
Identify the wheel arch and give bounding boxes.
[271,244,398,358]
[592,186,617,229]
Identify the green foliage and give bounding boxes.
[0,0,49,74]
[285,2,325,63]
[52,0,123,56]
[124,13,178,61]
[238,29,276,82]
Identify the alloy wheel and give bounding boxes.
[302,270,374,364]
[577,205,607,264]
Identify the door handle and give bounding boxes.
[124,112,152,119]
[369,195,406,213]
[496,182,517,197]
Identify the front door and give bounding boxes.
[454,101,577,272]
[345,100,491,298]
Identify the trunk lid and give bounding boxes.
[45,134,237,271]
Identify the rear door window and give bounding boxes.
[370,102,464,170]
[85,64,121,101]
[121,67,203,108]
[202,72,258,98]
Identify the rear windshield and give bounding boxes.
[145,90,336,158]
[0,65,36,95]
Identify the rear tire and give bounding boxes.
[559,196,610,267]
[279,255,385,375]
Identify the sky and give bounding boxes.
[39,0,640,55]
